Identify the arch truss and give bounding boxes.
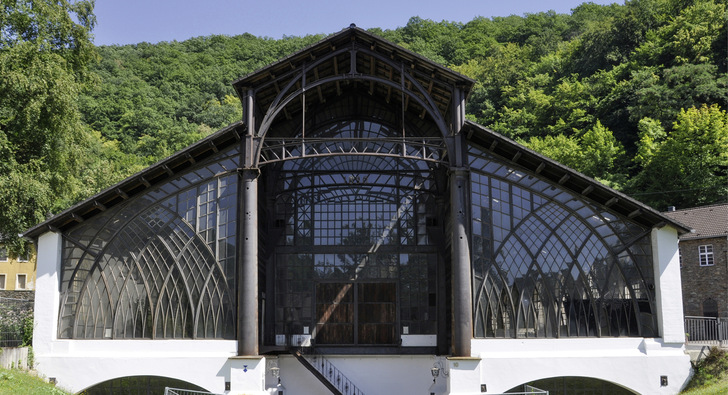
[258,136,448,165]
[235,32,471,168]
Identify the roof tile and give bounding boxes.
[663,203,728,240]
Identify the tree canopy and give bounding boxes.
[2,0,727,251]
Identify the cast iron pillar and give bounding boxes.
[238,168,259,356]
[448,85,472,357]
[238,88,259,356]
[450,167,473,357]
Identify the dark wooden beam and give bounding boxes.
[116,188,129,200]
[93,200,107,211]
[535,162,546,174]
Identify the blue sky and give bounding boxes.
[93,0,621,46]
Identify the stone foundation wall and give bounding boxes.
[0,290,34,301]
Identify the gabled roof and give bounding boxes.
[663,203,728,240]
[233,25,475,133]
[464,122,691,233]
[23,122,246,239]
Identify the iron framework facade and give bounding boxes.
[469,147,657,338]
[42,27,676,355]
[57,148,240,339]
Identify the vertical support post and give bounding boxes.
[448,86,472,357]
[238,87,259,356]
[33,231,62,355]
[239,168,259,356]
[651,226,686,344]
[450,167,472,357]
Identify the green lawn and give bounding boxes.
[680,380,728,395]
[0,368,72,395]
[680,347,728,394]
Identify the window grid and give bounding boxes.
[58,147,239,340]
[272,140,439,341]
[699,245,714,266]
[469,147,656,339]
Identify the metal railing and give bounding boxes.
[164,388,222,395]
[295,347,365,395]
[0,297,33,347]
[490,385,549,394]
[685,316,728,346]
[259,137,447,165]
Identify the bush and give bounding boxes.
[0,300,33,347]
[22,316,33,347]
[685,347,728,390]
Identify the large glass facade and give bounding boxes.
[266,118,443,346]
[58,147,240,339]
[469,145,657,338]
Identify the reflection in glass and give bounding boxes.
[469,147,656,338]
[58,148,239,339]
[270,119,441,345]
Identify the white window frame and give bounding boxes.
[16,273,27,290]
[0,246,7,262]
[0,274,6,290]
[699,244,714,266]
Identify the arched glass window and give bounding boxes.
[469,146,657,338]
[58,147,240,339]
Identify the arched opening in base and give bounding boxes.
[507,376,638,394]
[79,375,208,394]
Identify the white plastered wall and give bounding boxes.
[652,225,686,343]
[471,337,689,394]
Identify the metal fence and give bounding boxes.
[164,388,222,395]
[0,297,33,347]
[488,385,549,394]
[685,316,728,346]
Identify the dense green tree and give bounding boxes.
[629,105,728,209]
[3,0,727,249]
[521,120,626,185]
[635,0,726,66]
[0,0,98,252]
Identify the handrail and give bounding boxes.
[293,347,365,395]
[685,316,728,344]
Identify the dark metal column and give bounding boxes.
[238,168,259,356]
[238,88,259,356]
[450,167,472,357]
[449,86,472,357]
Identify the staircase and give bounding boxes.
[292,348,365,395]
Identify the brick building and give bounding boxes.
[664,203,728,317]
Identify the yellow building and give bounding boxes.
[0,244,36,291]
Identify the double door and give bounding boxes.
[315,282,396,345]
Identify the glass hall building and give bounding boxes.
[26,26,691,394]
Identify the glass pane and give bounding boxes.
[469,145,656,339]
[58,147,240,339]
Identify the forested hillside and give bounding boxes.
[1,0,727,252]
